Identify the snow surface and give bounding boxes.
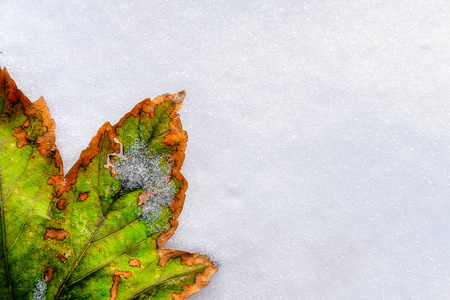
[1,1,450,299]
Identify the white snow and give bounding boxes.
[1,1,450,299]
[110,135,176,223]
[32,278,47,300]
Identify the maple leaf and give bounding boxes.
[0,68,216,300]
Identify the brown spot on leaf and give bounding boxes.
[110,275,121,300]
[137,190,150,206]
[109,269,132,300]
[77,191,89,202]
[56,253,68,263]
[44,228,69,241]
[20,119,30,128]
[44,266,54,283]
[12,131,28,147]
[114,269,132,279]
[57,198,67,210]
[12,119,31,147]
[128,259,141,267]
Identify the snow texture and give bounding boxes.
[32,278,47,300]
[111,136,175,223]
[1,1,450,299]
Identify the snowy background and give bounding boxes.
[1,1,450,299]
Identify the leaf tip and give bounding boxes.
[158,250,218,300]
[172,90,185,103]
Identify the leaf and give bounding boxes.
[0,68,216,300]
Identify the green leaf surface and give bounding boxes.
[0,68,216,300]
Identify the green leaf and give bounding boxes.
[0,68,216,300]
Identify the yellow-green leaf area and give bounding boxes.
[0,70,61,299]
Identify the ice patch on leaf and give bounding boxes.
[108,135,176,224]
[32,278,47,300]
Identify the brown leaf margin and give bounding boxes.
[158,249,218,300]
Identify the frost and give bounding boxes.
[32,278,47,300]
[109,135,176,224]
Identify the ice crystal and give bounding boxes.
[32,278,47,300]
[110,135,176,224]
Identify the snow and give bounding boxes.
[1,1,450,299]
[111,136,176,224]
[32,278,47,300]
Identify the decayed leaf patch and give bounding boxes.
[0,67,216,299]
[128,259,141,267]
[44,229,69,241]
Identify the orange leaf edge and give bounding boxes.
[158,249,218,300]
